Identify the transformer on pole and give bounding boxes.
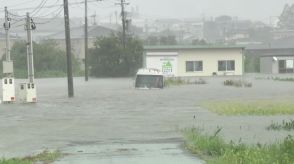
[2,7,16,103]
[19,12,37,103]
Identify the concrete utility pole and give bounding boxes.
[4,7,10,62]
[2,7,16,103]
[63,0,74,97]
[26,13,35,83]
[84,0,89,81]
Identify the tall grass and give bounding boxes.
[202,100,294,115]
[185,128,294,164]
[267,120,294,131]
[0,150,63,164]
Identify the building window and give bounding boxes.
[227,60,235,71]
[279,59,294,73]
[186,61,203,72]
[218,60,235,71]
[218,61,226,71]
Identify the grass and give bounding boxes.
[273,77,294,82]
[165,78,206,87]
[267,120,294,131]
[0,150,63,164]
[165,78,186,86]
[202,100,294,115]
[223,79,252,88]
[185,128,294,164]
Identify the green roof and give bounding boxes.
[144,45,244,50]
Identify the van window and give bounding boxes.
[28,84,31,89]
[9,79,13,84]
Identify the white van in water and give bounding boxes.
[135,68,164,89]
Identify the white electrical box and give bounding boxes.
[3,61,14,74]
[2,78,16,102]
[19,83,37,103]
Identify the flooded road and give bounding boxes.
[0,77,294,162]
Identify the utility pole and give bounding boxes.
[2,7,16,103]
[26,12,35,83]
[63,0,74,97]
[116,0,129,48]
[84,0,89,81]
[4,7,10,62]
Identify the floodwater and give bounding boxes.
[0,76,294,163]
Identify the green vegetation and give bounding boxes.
[0,40,81,78]
[165,78,207,87]
[267,120,294,131]
[202,100,294,115]
[223,79,252,88]
[273,77,294,82]
[244,54,260,73]
[164,78,186,86]
[0,150,63,164]
[185,128,294,164]
[89,34,143,77]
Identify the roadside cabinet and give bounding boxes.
[19,83,37,103]
[2,78,16,102]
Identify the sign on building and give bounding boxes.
[146,52,178,77]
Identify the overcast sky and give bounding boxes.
[1,0,294,23]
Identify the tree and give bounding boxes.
[192,39,208,45]
[159,35,177,45]
[1,40,80,78]
[89,34,143,77]
[244,54,260,73]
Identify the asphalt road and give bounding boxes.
[0,76,293,163]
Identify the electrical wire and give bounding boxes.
[35,7,64,24]
[30,0,49,17]
[0,0,102,12]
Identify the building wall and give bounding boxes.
[260,57,273,74]
[177,49,243,77]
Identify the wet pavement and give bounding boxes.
[55,143,202,164]
[0,76,294,163]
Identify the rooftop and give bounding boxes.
[144,45,244,50]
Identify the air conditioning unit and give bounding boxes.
[19,83,37,103]
[2,77,16,102]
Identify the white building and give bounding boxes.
[143,45,244,77]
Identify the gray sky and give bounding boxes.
[1,0,294,22]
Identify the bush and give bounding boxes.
[224,79,252,88]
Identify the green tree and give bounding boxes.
[244,54,260,73]
[1,40,81,78]
[89,34,143,77]
[192,39,208,45]
[159,35,177,45]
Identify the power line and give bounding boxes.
[34,4,63,18]
[30,0,48,16]
[35,7,64,24]
[0,0,101,12]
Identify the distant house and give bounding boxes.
[143,45,244,77]
[47,25,117,63]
